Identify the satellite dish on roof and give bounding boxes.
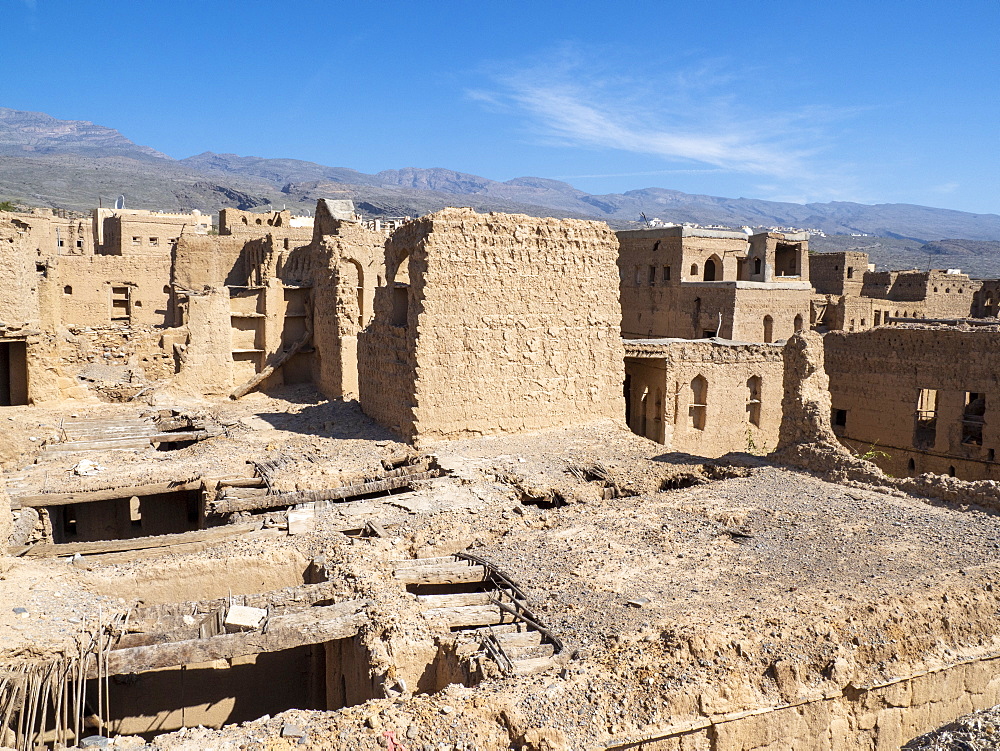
[114,195,125,210]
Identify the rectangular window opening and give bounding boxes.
[663,265,671,282]
[913,388,938,449]
[963,392,985,446]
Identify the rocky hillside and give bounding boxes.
[3,107,1000,249]
[0,107,170,161]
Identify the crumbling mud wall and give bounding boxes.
[311,201,386,399]
[774,331,1000,514]
[825,327,1000,480]
[613,653,1000,750]
[0,216,40,325]
[359,208,625,443]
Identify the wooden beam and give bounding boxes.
[392,563,487,585]
[9,522,261,558]
[209,470,436,514]
[90,600,370,678]
[12,479,204,509]
[421,604,516,628]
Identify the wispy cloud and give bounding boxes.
[469,47,863,202]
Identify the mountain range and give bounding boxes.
[3,106,1000,274]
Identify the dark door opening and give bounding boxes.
[0,340,28,406]
[50,489,202,544]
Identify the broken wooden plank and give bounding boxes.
[91,600,370,678]
[13,479,204,509]
[209,471,436,514]
[416,592,494,608]
[392,563,487,585]
[11,522,261,558]
[421,604,516,628]
[230,328,311,400]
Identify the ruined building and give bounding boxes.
[617,226,811,343]
[8,198,1000,749]
[358,208,625,443]
[810,250,982,331]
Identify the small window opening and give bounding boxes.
[689,375,707,431]
[690,263,698,277]
[989,449,996,462]
[634,266,642,285]
[76,239,83,248]
[662,265,671,282]
[111,286,131,321]
[753,257,762,275]
[652,240,661,252]
[63,285,72,295]
[948,466,957,477]
[914,388,938,449]
[648,265,656,284]
[763,315,774,343]
[962,392,985,446]
[241,216,249,224]
[746,375,762,427]
[131,236,141,245]
[163,285,171,294]
[860,319,866,327]
[907,458,916,476]
[874,311,881,326]
[391,286,409,327]
[847,267,854,279]
[794,314,804,332]
[832,409,847,429]
[149,237,159,246]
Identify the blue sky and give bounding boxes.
[3,0,1000,213]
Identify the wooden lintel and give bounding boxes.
[10,521,261,558]
[13,479,205,509]
[89,600,370,678]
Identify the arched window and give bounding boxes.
[746,376,762,426]
[763,315,774,343]
[794,314,804,332]
[342,259,365,327]
[690,263,698,277]
[753,257,762,275]
[907,458,916,476]
[948,466,957,477]
[689,376,707,430]
[703,258,717,281]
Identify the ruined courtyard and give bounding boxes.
[4,202,1000,750]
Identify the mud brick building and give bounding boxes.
[618,226,812,343]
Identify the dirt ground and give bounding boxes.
[5,388,1000,750]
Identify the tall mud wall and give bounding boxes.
[359,208,625,443]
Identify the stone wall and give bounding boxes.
[359,208,624,443]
